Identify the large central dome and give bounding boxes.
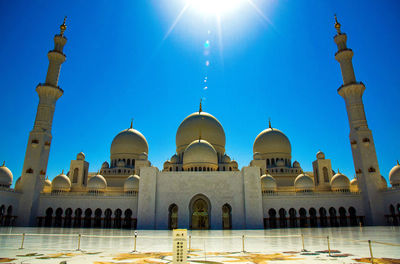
[176,111,225,154]
[253,127,291,157]
[111,127,149,158]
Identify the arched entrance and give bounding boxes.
[168,204,178,230]
[190,195,210,230]
[222,204,232,229]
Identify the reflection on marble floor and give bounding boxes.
[1,226,400,263]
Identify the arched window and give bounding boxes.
[323,167,329,182]
[0,205,5,226]
[267,159,270,167]
[94,208,102,228]
[44,207,53,227]
[73,208,82,228]
[348,207,357,226]
[72,168,79,183]
[268,209,277,228]
[339,207,347,226]
[299,208,307,227]
[84,208,92,228]
[319,207,328,227]
[54,208,63,227]
[329,207,338,227]
[289,208,297,227]
[168,204,178,230]
[104,209,112,228]
[127,159,131,166]
[64,208,72,228]
[309,208,317,227]
[114,209,122,228]
[124,209,133,229]
[222,204,232,229]
[279,208,287,228]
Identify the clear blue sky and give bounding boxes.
[0,0,399,186]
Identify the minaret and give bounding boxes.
[17,18,68,226]
[333,15,384,225]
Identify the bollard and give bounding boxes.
[241,235,245,252]
[133,232,137,252]
[189,235,191,252]
[77,234,81,251]
[19,233,25,249]
[301,234,305,251]
[327,236,331,256]
[368,240,374,264]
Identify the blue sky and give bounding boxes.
[0,0,399,186]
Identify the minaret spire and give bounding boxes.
[334,16,384,225]
[18,18,68,226]
[199,98,202,113]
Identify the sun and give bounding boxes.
[186,0,245,15]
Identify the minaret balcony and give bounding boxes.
[36,83,63,100]
[338,82,365,98]
[335,48,353,60]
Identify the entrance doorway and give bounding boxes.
[191,198,209,229]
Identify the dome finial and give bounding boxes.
[130,118,133,129]
[199,98,203,113]
[334,14,341,34]
[1,161,4,167]
[61,169,64,174]
[338,168,341,174]
[60,16,67,36]
[397,160,399,166]
[268,118,272,129]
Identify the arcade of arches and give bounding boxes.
[36,207,137,229]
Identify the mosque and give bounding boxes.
[0,17,399,230]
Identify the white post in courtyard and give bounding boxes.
[173,229,187,264]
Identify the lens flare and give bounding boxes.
[187,0,244,15]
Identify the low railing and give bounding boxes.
[1,231,399,263]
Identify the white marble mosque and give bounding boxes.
[0,17,399,230]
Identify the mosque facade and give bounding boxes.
[0,17,399,230]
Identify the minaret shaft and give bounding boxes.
[334,18,384,225]
[17,20,67,226]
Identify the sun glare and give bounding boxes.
[186,0,244,15]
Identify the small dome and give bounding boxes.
[380,175,388,190]
[182,139,218,170]
[76,152,85,161]
[171,154,179,164]
[0,162,13,188]
[87,174,107,191]
[52,172,71,192]
[253,127,291,156]
[102,161,109,169]
[139,152,148,160]
[294,173,314,192]
[176,111,226,155]
[124,175,140,192]
[330,172,350,192]
[253,152,262,160]
[276,159,285,167]
[261,174,277,191]
[117,160,125,167]
[15,177,22,191]
[350,178,359,192]
[293,161,301,168]
[223,154,231,163]
[389,161,400,187]
[43,179,52,193]
[111,127,149,158]
[316,151,325,160]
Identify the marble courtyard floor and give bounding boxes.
[1,226,400,263]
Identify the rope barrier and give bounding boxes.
[370,240,400,247]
